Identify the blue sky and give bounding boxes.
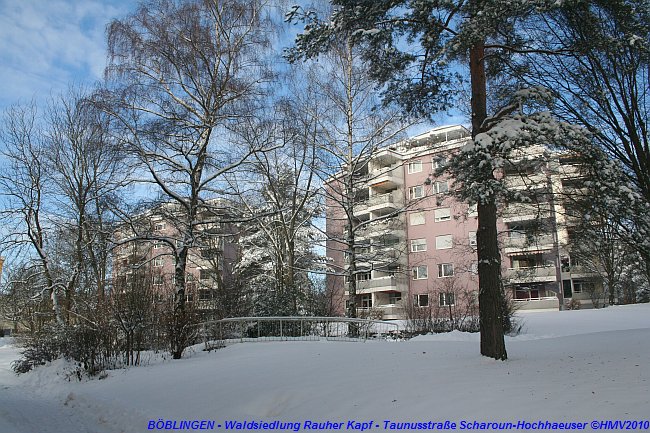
[0,0,466,124]
[0,0,135,110]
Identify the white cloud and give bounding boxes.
[0,0,132,108]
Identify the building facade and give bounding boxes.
[325,125,601,321]
[112,203,238,316]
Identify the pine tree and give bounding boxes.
[289,0,583,360]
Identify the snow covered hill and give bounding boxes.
[1,304,649,433]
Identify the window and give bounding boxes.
[386,266,400,277]
[439,292,455,307]
[201,248,219,259]
[432,156,447,170]
[356,272,371,282]
[382,237,400,247]
[435,234,453,249]
[414,294,429,307]
[407,160,422,174]
[153,257,164,267]
[573,281,593,294]
[360,294,372,308]
[467,204,478,217]
[153,241,165,250]
[434,207,451,222]
[410,238,427,252]
[198,289,212,301]
[434,181,449,194]
[410,211,425,225]
[470,261,478,274]
[438,263,454,277]
[199,269,213,281]
[508,224,527,239]
[185,273,197,291]
[469,231,477,247]
[346,272,371,283]
[388,292,402,304]
[412,265,428,280]
[511,255,542,269]
[569,255,581,267]
[152,275,164,286]
[154,222,166,231]
[409,185,424,199]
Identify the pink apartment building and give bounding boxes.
[112,203,238,314]
[326,125,601,321]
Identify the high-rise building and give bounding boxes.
[325,125,602,321]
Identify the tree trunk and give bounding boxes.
[172,246,188,359]
[470,40,508,361]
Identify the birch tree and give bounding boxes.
[292,40,410,323]
[102,0,277,358]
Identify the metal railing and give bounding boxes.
[197,316,400,349]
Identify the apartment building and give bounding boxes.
[325,125,601,320]
[112,202,238,314]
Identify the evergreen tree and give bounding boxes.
[288,0,580,360]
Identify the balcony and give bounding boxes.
[502,203,552,222]
[356,217,405,240]
[352,200,369,217]
[504,266,557,284]
[357,304,404,320]
[563,265,598,279]
[368,167,402,190]
[346,276,404,294]
[504,173,547,190]
[367,191,403,213]
[503,234,554,254]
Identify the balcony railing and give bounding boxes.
[357,217,404,235]
[346,276,405,294]
[505,265,557,283]
[504,234,554,251]
[502,203,552,222]
[353,200,369,216]
[368,168,402,188]
[357,304,405,319]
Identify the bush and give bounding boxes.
[12,319,118,376]
[11,330,61,374]
[565,298,581,310]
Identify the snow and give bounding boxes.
[1,304,649,432]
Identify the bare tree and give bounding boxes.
[102,0,277,358]
[0,103,66,326]
[229,87,323,316]
[506,1,650,285]
[45,89,125,311]
[305,40,411,325]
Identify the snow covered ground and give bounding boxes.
[1,304,649,433]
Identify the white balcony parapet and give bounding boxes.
[504,235,554,252]
[357,217,405,239]
[368,168,402,189]
[346,276,406,294]
[505,265,557,283]
[353,201,369,216]
[502,203,552,222]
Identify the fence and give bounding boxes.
[196,316,400,349]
